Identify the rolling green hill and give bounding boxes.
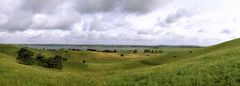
[1,38,240,86]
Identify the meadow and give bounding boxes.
[1,38,240,86]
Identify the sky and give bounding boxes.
[0,0,240,46]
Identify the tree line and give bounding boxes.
[143,49,163,53]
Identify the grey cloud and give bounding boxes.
[0,0,80,32]
[85,13,130,32]
[0,0,32,32]
[198,29,206,33]
[0,10,32,32]
[21,0,62,13]
[0,0,164,32]
[120,0,163,14]
[30,12,79,30]
[136,29,160,35]
[89,20,110,31]
[74,0,164,14]
[165,9,194,24]
[75,0,116,13]
[221,29,231,34]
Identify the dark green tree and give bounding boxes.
[47,55,63,70]
[120,54,124,57]
[133,49,138,53]
[35,54,44,63]
[16,47,34,65]
[82,60,86,63]
[35,54,48,67]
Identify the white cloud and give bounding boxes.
[0,0,240,45]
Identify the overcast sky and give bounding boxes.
[0,0,240,46]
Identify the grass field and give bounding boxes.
[1,38,240,86]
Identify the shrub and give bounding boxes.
[35,54,48,67]
[151,50,154,53]
[35,54,44,63]
[82,60,86,63]
[159,50,163,53]
[61,57,68,61]
[87,49,96,51]
[47,55,63,70]
[113,49,117,53]
[36,55,63,70]
[16,48,64,70]
[102,49,115,53]
[189,51,193,53]
[120,54,124,57]
[144,49,151,53]
[16,47,34,65]
[133,49,138,53]
[143,49,147,53]
[38,58,48,67]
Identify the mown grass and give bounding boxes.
[0,38,240,85]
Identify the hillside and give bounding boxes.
[0,39,240,85]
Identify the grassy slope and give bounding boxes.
[0,38,240,85]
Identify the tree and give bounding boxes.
[159,50,163,53]
[189,51,193,54]
[35,54,44,63]
[155,50,158,53]
[16,47,34,65]
[35,54,48,67]
[113,49,117,53]
[133,49,138,53]
[47,55,63,70]
[120,54,124,57]
[151,50,154,53]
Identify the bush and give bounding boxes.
[82,60,86,63]
[102,49,115,53]
[61,57,68,61]
[133,49,138,53]
[120,54,124,57]
[38,58,48,67]
[35,54,44,62]
[36,55,63,70]
[35,54,48,67]
[16,48,64,70]
[16,47,34,65]
[47,49,56,51]
[189,51,193,53]
[144,49,151,53]
[87,49,96,51]
[47,55,63,70]
[113,49,117,53]
[151,50,154,53]
[159,50,163,53]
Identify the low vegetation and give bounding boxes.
[17,47,64,70]
[16,47,34,65]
